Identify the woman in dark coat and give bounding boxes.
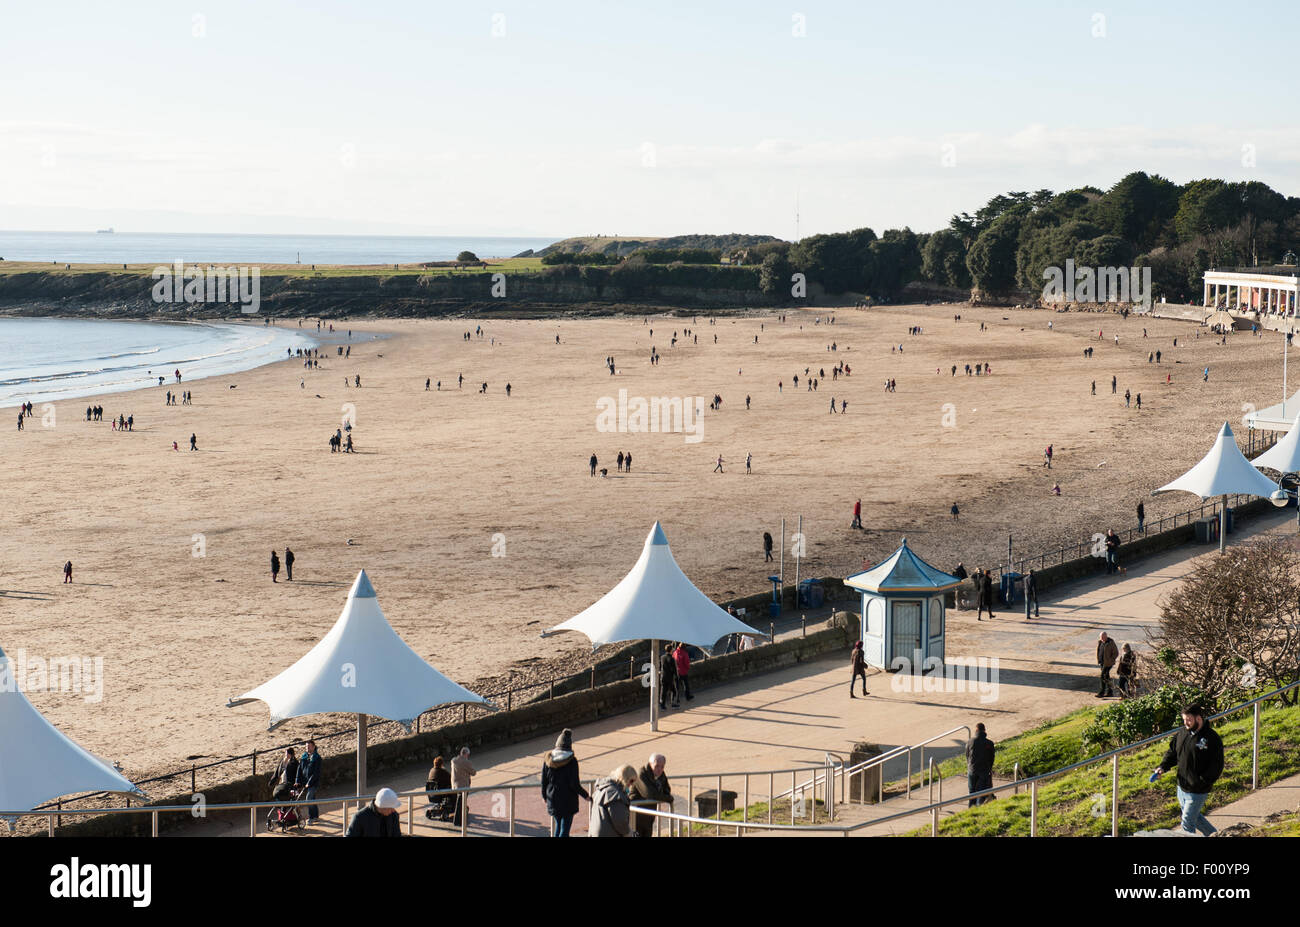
[540,728,590,837]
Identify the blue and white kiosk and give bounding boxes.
[844,538,961,673]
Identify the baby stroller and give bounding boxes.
[266,784,305,833]
[425,780,458,822]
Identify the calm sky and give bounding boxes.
[1,0,1296,238]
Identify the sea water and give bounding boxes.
[0,318,315,407]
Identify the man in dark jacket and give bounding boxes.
[629,753,672,838]
[977,568,995,620]
[1096,632,1119,697]
[346,787,402,837]
[1023,569,1039,619]
[295,739,322,823]
[285,547,295,581]
[541,728,590,837]
[1152,704,1225,836]
[965,723,996,806]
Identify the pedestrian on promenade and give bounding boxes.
[541,729,590,837]
[965,723,996,807]
[951,562,968,609]
[976,568,996,620]
[1151,704,1224,836]
[1023,568,1039,619]
[659,643,679,709]
[1096,632,1119,697]
[588,764,637,837]
[673,642,694,700]
[345,788,402,837]
[451,746,476,827]
[629,754,672,838]
[1116,644,1139,699]
[295,740,322,823]
[763,531,774,562]
[849,640,869,698]
[1105,528,1120,573]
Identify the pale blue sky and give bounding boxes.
[1,0,1295,238]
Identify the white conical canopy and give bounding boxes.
[545,523,764,650]
[228,571,489,730]
[1154,422,1280,499]
[0,645,143,813]
[1252,409,1300,473]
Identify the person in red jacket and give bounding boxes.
[851,499,862,529]
[673,643,694,701]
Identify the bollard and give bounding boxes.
[590,666,596,689]
[802,615,806,637]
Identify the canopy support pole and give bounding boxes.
[357,713,367,796]
[1219,494,1228,553]
[650,638,659,732]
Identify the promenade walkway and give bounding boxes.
[183,507,1296,837]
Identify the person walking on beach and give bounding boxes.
[541,729,590,837]
[589,453,598,477]
[1096,632,1119,697]
[190,433,197,451]
[1091,380,1096,395]
[1112,375,1117,394]
[295,740,322,823]
[673,642,694,701]
[284,547,295,581]
[977,568,995,620]
[849,640,869,698]
[271,550,280,583]
[965,723,996,807]
[1023,568,1039,619]
[745,452,752,474]
[764,531,774,562]
[852,499,863,529]
[1124,389,1131,408]
[1151,704,1224,836]
[63,560,73,584]
[1136,393,1142,410]
[951,502,960,521]
[714,455,724,474]
[624,451,631,472]
[1137,500,1146,534]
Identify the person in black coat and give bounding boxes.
[1152,705,1225,836]
[659,644,679,710]
[346,788,403,837]
[1023,569,1039,619]
[977,568,996,620]
[541,728,590,837]
[965,723,996,807]
[271,550,280,583]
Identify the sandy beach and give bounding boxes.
[1,304,1284,786]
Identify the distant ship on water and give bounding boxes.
[96,227,114,234]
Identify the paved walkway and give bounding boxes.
[178,508,1297,837]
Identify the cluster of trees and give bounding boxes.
[931,174,1300,302]
[540,251,618,265]
[537,255,757,295]
[535,173,1297,304]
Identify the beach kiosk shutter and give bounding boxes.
[844,539,961,672]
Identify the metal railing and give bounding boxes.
[631,678,1300,837]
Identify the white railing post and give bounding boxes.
[509,787,516,838]
[1111,754,1119,838]
[718,775,724,836]
[1030,781,1037,836]
[767,773,773,825]
[931,805,938,836]
[744,775,749,826]
[249,806,255,837]
[1013,762,1019,795]
[1253,702,1261,790]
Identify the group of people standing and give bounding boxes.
[542,729,673,837]
[270,547,295,582]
